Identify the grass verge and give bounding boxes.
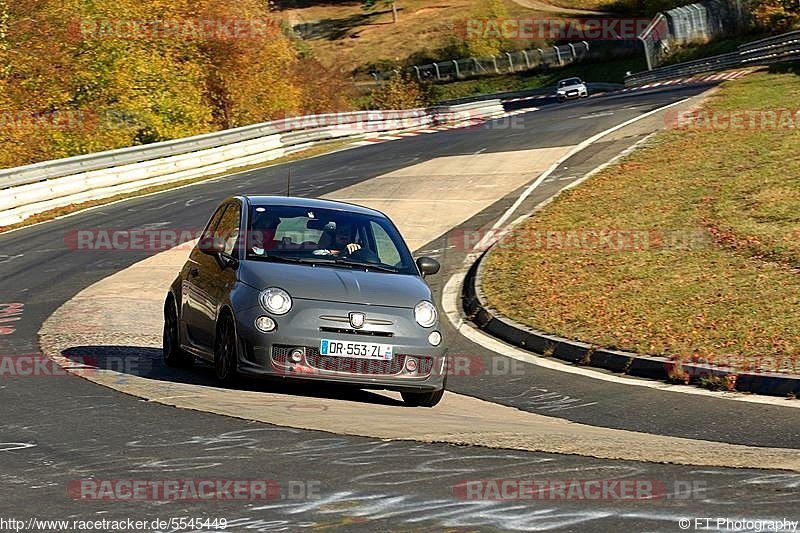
[0,140,354,234]
[481,64,800,375]
[281,0,543,75]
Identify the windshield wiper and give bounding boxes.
[333,259,399,273]
[253,254,304,264]
[254,254,358,269]
[252,254,398,273]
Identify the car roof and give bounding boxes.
[239,195,388,218]
[559,77,582,83]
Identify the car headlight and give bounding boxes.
[260,288,292,315]
[414,301,437,328]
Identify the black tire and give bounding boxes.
[402,387,445,407]
[214,315,239,386]
[163,297,193,368]
[402,370,446,407]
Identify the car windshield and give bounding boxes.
[244,204,417,275]
[558,78,582,88]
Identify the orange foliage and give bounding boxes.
[0,0,352,168]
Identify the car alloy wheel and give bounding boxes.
[214,316,239,386]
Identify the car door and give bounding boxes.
[205,201,243,340]
[181,202,233,351]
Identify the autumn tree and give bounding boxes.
[751,0,800,30]
[369,73,426,109]
[0,0,353,168]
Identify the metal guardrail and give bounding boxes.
[411,43,591,82]
[740,29,800,64]
[0,109,430,190]
[0,101,506,226]
[625,28,800,86]
[625,51,741,85]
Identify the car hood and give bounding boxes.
[559,84,584,91]
[238,261,432,308]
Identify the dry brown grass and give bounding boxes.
[481,67,800,375]
[280,0,549,74]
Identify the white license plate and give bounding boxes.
[320,339,393,360]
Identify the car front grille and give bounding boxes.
[318,326,394,338]
[271,345,433,376]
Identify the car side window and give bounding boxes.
[201,205,227,240]
[371,221,402,266]
[216,203,242,257]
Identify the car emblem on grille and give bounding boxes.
[349,312,366,329]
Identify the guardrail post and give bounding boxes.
[433,62,442,80]
[472,57,480,75]
[690,4,705,40]
[554,46,563,66]
[568,43,577,61]
[492,56,500,74]
[638,36,653,70]
[522,50,531,68]
[506,53,514,72]
[453,60,460,78]
[413,66,421,82]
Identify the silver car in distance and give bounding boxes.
[163,196,447,407]
[556,77,589,101]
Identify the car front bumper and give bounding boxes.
[557,89,588,100]
[233,299,448,393]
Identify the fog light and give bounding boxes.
[405,357,418,372]
[428,331,442,346]
[290,348,305,363]
[255,316,276,333]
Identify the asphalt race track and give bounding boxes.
[2,82,799,532]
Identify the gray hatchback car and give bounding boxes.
[164,196,447,407]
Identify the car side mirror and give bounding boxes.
[198,236,225,256]
[416,257,440,277]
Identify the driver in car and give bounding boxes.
[315,221,361,256]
